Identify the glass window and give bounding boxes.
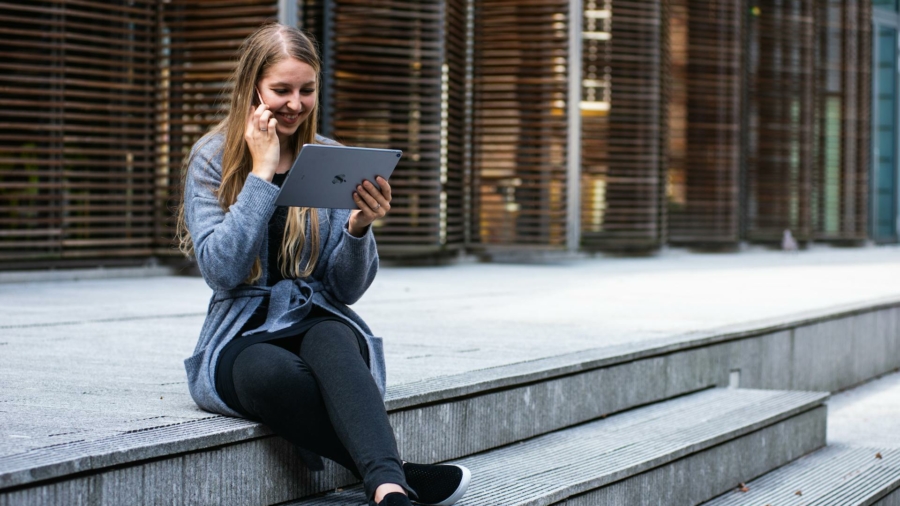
[873,27,898,240]
[873,0,898,13]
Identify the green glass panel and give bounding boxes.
[873,0,898,12]
[874,28,897,239]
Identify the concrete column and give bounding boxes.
[278,0,298,28]
[567,0,583,252]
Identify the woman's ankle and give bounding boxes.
[374,483,407,504]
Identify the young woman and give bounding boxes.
[176,23,470,506]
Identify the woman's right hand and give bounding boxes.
[245,103,279,182]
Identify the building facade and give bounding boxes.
[0,0,879,269]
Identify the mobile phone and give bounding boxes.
[252,87,265,107]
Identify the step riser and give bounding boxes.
[878,488,900,506]
[557,406,826,506]
[0,439,357,506]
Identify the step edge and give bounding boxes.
[0,417,271,490]
[384,295,900,410]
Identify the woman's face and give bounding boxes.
[256,57,317,143]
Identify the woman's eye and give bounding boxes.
[273,89,288,95]
[301,89,316,95]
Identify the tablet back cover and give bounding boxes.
[274,144,401,209]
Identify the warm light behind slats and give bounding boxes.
[471,0,570,249]
[580,0,665,251]
[666,0,742,245]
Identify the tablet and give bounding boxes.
[274,144,402,209]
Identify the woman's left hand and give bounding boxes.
[348,176,391,237]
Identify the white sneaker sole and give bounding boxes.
[429,464,471,506]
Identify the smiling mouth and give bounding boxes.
[277,112,299,123]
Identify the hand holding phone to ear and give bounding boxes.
[245,87,279,182]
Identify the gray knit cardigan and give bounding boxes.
[183,132,385,419]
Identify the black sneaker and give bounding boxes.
[402,462,471,506]
[373,492,413,506]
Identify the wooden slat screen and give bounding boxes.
[812,0,870,241]
[0,0,883,269]
[323,0,467,256]
[856,0,872,241]
[300,0,324,40]
[156,1,278,255]
[580,0,665,250]
[471,0,569,249]
[666,0,742,245]
[745,0,816,242]
[0,0,157,269]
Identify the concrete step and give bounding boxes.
[703,444,900,506]
[4,294,895,505]
[290,388,828,506]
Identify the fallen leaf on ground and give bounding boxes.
[876,453,883,459]
[795,490,803,496]
[738,483,749,493]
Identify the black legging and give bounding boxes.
[229,320,408,500]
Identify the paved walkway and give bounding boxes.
[3,245,900,461]
[829,369,900,448]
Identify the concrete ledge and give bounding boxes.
[385,296,900,410]
[0,417,265,489]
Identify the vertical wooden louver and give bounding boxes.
[0,1,157,268]
[322,0,466,256]
[745,0,816,242]
[812,0,870,241]
[666,0,742,245]
[580,0,665,250]
[300,0,324,38]
[156,1,278,255]
[471,0,569,249]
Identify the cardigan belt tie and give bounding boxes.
[213,278,325,336]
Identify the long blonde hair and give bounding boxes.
[176,23,321,283]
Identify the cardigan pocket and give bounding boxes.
[184,351,205,403]
[184,352,203,384]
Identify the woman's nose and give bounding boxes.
[288,92,302,111]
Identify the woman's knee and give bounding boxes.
[232,343,309,400]
[300,320,360,360]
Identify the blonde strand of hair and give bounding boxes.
[280,207,320,279]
